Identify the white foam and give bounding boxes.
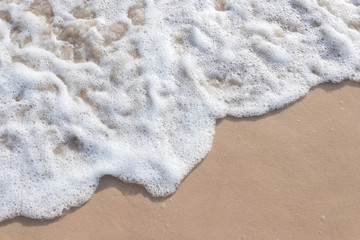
[0,0,359,220]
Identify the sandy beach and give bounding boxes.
[0,81,358,239]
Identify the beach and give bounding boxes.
[0,81,359,239]
[1,0,360,239]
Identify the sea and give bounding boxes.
[0,0,359,220]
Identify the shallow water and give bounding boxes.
[0,0,359,220]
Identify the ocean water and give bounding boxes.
[0,0,359,220]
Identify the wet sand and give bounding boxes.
[0,81,359,240]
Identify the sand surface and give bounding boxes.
[0,81,359,239]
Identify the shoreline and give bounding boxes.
[0,81,359,239]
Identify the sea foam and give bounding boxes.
[0,0,359,220]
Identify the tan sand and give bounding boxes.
[0,81,359,240]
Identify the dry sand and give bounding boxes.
[0,81,359,240]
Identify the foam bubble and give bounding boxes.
[0,0,359,220]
